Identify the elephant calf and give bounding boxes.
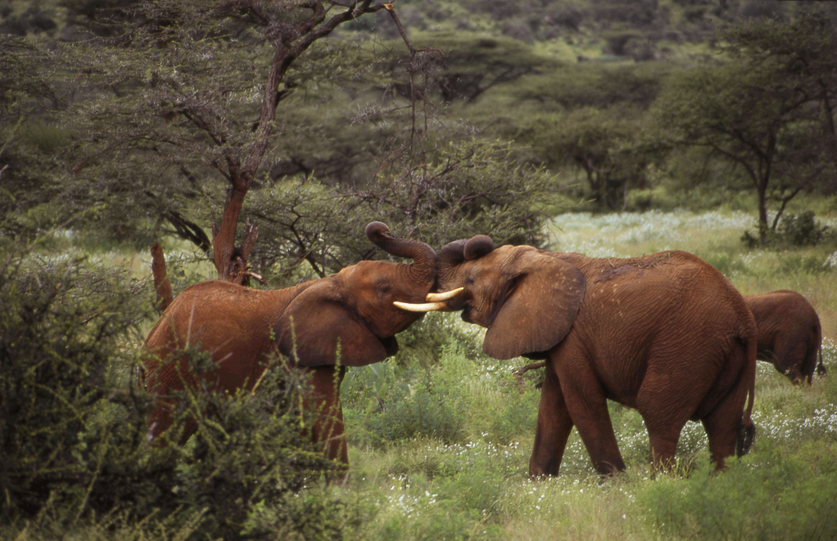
[143,222,459,469]
[746,290,826,385]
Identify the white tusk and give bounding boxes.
[425,287,464,302]
[393,300,448,312]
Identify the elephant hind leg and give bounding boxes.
[147,396,198,446]
[646,427,683,473]
[772,337,809,383]
[701,384,752,469]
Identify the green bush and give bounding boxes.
[742,211,832,248]
[642,450,837,541]
[0,254,151,523]
[779,211,830,246]
[360,362,469,446]
[0,249,345,540]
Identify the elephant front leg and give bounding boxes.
[556,365,626,476]
[307,366,349,472]
[530,366,574,477]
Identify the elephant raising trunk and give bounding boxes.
[366,221,461,312]
[143,222,461,471]
[366,221,436,278]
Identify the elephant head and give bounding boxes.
[435,235,585,360]
[274,221,456,368]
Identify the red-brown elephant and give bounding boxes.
[143,222,459,468]
[745,290,826,385]
[428,235,757,477]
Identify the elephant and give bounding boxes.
[427,235,757,477]
[745,290,826,385]
[143,222,460,468]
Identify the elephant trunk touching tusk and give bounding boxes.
[425,287,464,302]
[393,300,449,312]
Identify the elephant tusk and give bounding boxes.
[393,300,449,312]
[425,287,464,302]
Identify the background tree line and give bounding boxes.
[3,0,836,284]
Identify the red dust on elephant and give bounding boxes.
[143,222,461,469]
[431,235,757,477]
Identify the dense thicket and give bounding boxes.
[0,249,347,538]
[3,0,835,268]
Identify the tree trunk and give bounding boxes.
[207,1,397,284]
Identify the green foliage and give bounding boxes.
[344,357,469,447]
[742,211,832,248]
[0,251,151,521]
[523,104,659,210]
[643,451,837,541]
[0,245,344,539]
[777,211,831,247]
[655,12,837,234]
[343,333,540,451]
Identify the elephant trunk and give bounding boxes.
[365,222,437,284]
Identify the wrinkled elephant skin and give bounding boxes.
[436,236,757,477]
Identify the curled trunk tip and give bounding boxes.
[365,221,437,282]
[365,222,389,243]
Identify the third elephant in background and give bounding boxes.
[745,290,827,385]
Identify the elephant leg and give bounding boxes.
[701,383,750,470]
[773,338,809,384]
[306,366,349,468]
[147,398,174,443]
[556,363,625,475]
[643,418,686,472]
[638,387,690,471]
[636,353,718,471]
[529,365,574,477]
[146,396,201,446]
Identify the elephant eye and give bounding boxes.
[377,283,391,295]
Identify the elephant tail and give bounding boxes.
[736,332,757,458]
[816,346,827,377]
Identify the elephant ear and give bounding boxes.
[275,281,389,368]
[484,251,586,360]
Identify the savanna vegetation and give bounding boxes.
[2,0,837,539]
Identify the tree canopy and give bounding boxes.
[653,12,837,237]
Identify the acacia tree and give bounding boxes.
[528,105,655,210]
[723,13,837,175]
[62,0,418,285]
[654,13,837,240]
